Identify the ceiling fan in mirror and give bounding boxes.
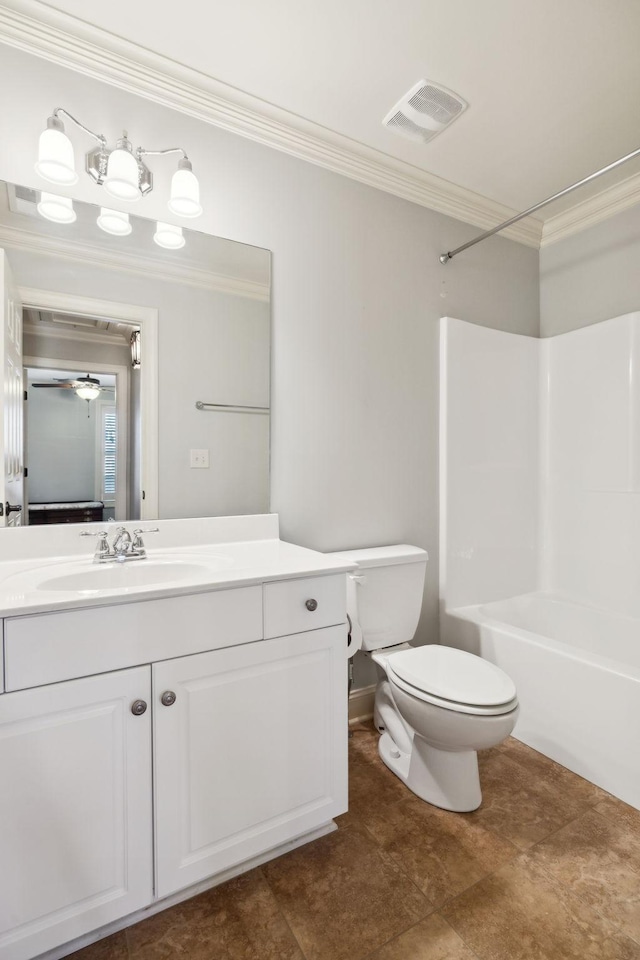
[32,374,103,402]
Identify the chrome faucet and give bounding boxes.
[81,526,159,563]
[112,527,133,558]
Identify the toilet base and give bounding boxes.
[378,730,482,812]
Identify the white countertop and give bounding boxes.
[0,536,356,617]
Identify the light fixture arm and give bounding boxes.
[136,147,190,161]
[50,107,106,147]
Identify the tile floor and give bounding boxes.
[68,721,640,960]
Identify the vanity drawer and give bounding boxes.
[4,586,263,691]
[263,574,346,639]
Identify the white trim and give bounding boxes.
[19,287,159,520]
[23,319,129,348]
[95,398,120,517]
[0,0,542,249]
[349,683,376,722]
[25,355,129,521]
[0,224,269,302]
[35,820,337,960]
[540,169,640,247]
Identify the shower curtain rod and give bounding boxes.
[439,144,640,264]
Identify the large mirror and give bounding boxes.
[0,180,270,528]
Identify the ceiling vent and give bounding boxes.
[7,182,40,218]
[383,80,468,144]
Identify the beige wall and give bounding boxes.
[540,204,640,336]
[0,43,539,681]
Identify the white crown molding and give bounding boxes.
[541,170,640,247]
[0,0,543,249]
[0,222,269,301]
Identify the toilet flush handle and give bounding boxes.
[349,574,366,584]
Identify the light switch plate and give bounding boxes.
[190,449,209,469]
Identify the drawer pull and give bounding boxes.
[305,598,318,612]
[131,699,147,716]
[161,690,177,707]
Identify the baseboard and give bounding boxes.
[349,683,376,722]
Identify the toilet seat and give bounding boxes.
[386,645,518,717]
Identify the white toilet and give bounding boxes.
[338,544,519,812]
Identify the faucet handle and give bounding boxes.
[131,527,159,557]
[81,530,111,562]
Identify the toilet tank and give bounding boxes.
[332,545,428,651]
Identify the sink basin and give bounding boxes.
[1,552,235,596]
[39,559,213,592]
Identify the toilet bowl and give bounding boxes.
[332,544,519,812]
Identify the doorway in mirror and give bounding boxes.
[25,312,137,525]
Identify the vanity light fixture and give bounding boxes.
[35,108,202,216]
[37,191,77,224]
[130,330,141,369]
[96,207,132,236]
[153,221,185,250]
[35,115,78,185]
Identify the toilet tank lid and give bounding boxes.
[329,544,428,568]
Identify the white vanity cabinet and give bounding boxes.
[0,667,153,960]
[0,569,349,960]
[154,625,347,897]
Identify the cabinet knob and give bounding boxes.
[161,690,177,707]
[131,699,147,716]
[305,598,318,612]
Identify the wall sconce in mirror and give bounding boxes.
[36,191,76,224]
[97,207,132,236]
[153,222,185,250]
[130,331,141,370]
[35,107,202,216]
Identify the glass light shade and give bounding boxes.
[168,167,202,218]
[97,207,132,236]
[37,192,77,224]
[153,222,185,250]
[35,127,78,185]
[104,147,141,201]
[130,330,141,369]
[75,384,100,401]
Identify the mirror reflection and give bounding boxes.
[0,180,271,528]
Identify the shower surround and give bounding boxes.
[440,314,640,809]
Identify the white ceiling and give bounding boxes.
[10,0,640,228]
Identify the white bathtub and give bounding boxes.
[442,593,640,809]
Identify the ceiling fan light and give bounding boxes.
[153,221,185,250]
[35,118,78,186]
[97,207,132,236]
[104,137,141,202]
[37,192,77,224]
[168,160,202,218]
[75,383,101,401]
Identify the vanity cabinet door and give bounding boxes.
[0,667,153,960]
[153,626,348,898]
